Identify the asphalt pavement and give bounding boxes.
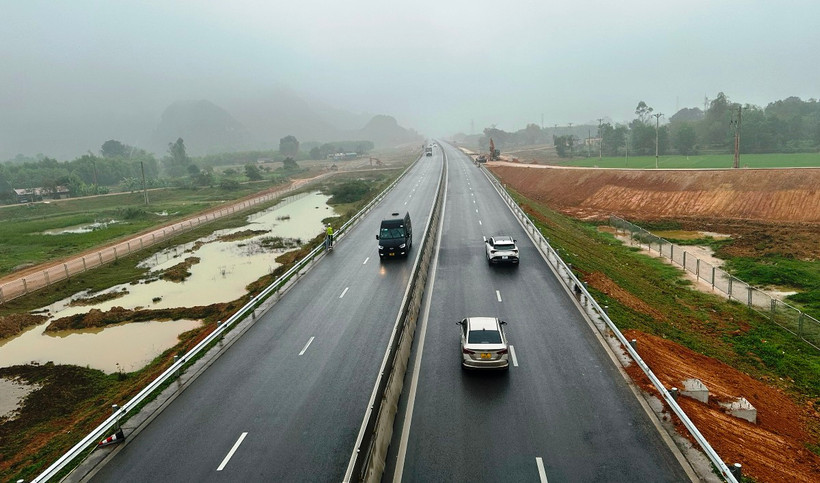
[90,152,442,482]
[384,143,691,482]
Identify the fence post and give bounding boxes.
[682,251,686,270]
[44,270,50,286]
[670,244,674,262]
[747,286,752,307]
[114,247,118,261]
[696,259,700,279]
[728,277,733,300]
[770,299,777,321]
[98,252,103,265]
[82,257,87,271]
[0,287,4,304]
[22,278,28,294]
[711,267,716,289]
[798,312,805,337]
[64,264,69,279]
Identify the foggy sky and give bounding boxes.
[3,0,819,159]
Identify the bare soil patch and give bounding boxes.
[622,330,820,483]
[489,164,820,224]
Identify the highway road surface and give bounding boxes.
[90,151,442,482]
[90,141,691,482]
[383,143,692,482]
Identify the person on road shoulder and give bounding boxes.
[326,224,334,248]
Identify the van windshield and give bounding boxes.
[380,227,405,240]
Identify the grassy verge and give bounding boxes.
[0,162,411,482]
[0,178,299,277]
[510,190,820,401]
[641,222,820,321]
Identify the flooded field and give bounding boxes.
[0,192,336,373]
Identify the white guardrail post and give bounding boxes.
[31,159,421,483]
[478,168,738,483]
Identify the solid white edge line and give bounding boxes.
[510,345,519,367]
[496,290,502,302]
[339,287,349,298]
[536,457,548,483]
[363,257,370,265]
[217,432,248,471]
[393,153,448,483]
[299,336,315,356]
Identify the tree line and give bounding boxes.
[478,93,820,158]
[0,133,376,204]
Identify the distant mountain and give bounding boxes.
[151,88,422,155]
[151,100,252,155]
[354,115,422,147]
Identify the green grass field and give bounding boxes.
[552,152,820,169]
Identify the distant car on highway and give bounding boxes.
[485,235,519,265]
[457,317,509,370]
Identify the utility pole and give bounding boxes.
[140,161,149,205]
[568,123,574,158]
[597,118,604,159]
[731,106,742,168]
[625,134,629,167]
[652,113,664,169]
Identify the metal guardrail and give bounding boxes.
[344,150,447,482]
[32,159,420,483]
[609,215,820,351]
[479,165,738,483]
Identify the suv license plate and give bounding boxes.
[481,353,492,359]
[502,256,508,260]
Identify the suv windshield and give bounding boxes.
[468,330,502,344]
[380,227,405,240]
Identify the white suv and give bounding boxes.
[485,235,519,265]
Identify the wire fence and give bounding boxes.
[609,215,820,350]
[0,180,329,305]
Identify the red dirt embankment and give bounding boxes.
[488,164,820,223]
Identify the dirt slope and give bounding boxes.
[488,164,820,223]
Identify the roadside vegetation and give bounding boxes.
[0,158,412,482]
[644,220,820,321]
[0,178,292,277]
[509,190,820,402]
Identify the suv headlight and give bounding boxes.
[378,245,384,250]
[399,243,406,249]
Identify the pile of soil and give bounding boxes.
[489,164,820,224]
[622,330,820,482]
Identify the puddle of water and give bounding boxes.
[0,319,202,373]
[0,191,337,373]
[605,227,799,303]
[0,378,40,421]
[42,220,121,235]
